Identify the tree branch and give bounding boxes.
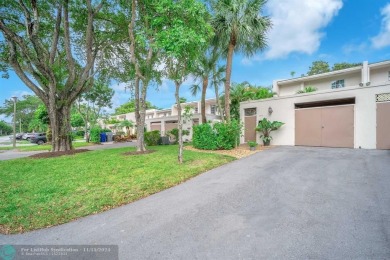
[49,5,62,65]
[6,37,47,102]
[63,0,76,90]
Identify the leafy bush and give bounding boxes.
[102,128,112,133]
[193,120,242,150]
[296,86,317,94]
[255,118,284,145]
[167,128,190,144]
[214,120,242,150]
[193,123,217,150]
[248,141,257,147]
[145,130,161,146]
[74,130,85,137]
[90,126,102,143]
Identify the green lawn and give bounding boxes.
[0,145,235,234]
[0,142,93,151]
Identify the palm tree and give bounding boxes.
[212,0,271,122]
[190,48,224,123]
[119,119,134,136]
[211,61,226,121]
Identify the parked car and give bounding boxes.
[22,133,36,141]
[9,133,24,140]
[29,133,47,145]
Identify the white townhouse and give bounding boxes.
[100,98,221,140]
[240,60,390,149]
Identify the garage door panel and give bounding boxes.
[295,105,354,148]
[165,122,177,132]
[295,109,322,146]
[377,102,390,150]
[150,123,161,132]
[321,106,354,148]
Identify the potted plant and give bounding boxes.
[255,118,284,146]
[248,141,258,151]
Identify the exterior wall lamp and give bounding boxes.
[268,106,273,115]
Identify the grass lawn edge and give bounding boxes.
[0,145,236,234]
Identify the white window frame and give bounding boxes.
[210,105,216,115]
[331,79,345,89]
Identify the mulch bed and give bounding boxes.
[184,144,274,159]
[29,149,90,159]
[123,150,156,156]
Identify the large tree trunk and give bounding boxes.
[175,81,183,164]
[225,39,235,122]
[201,76,208,124]
[49,104,73,152]
[135,78,148,152]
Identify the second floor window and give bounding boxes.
[194,107,198,113]
[331,79,345,89]
[211,105,216,115]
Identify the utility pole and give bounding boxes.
[12,96,18,149]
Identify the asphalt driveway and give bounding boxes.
[1,146,389,259]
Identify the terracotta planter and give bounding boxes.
[250,146,256,151]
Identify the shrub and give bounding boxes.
[213,120,242,150]
[167,128,190,144]
[193,123,217,150]
[102,128,112,133]
[296,86,317,94]
[248,141,258,147]
[255,118,284,145]
[74,130,85,137]
[145,130,161,146]
[193,120,243,150]
[90,126,102,143]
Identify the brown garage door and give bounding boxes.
[165,122,178,132]
[377,102,390,149]
[295,105,354,148]
[244,108,257,142]
[150,122,161,131]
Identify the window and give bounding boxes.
[211,105,216,115]
[388,71,390,81]
[244,108,256,116]
[194,107,198,113]
[331,79,345,89]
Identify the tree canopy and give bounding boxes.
[0,0,108,151]
[0,120,12,135]
[114,100,156,115]
[221,81,274,120]
[306,60,362,76]
[212,0,271,121]
[0,95,43,132]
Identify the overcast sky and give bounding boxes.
[1,0,390,119]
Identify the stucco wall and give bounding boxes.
[371,67,390,85]
[278,72,361,96]
[240,84,390,149]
